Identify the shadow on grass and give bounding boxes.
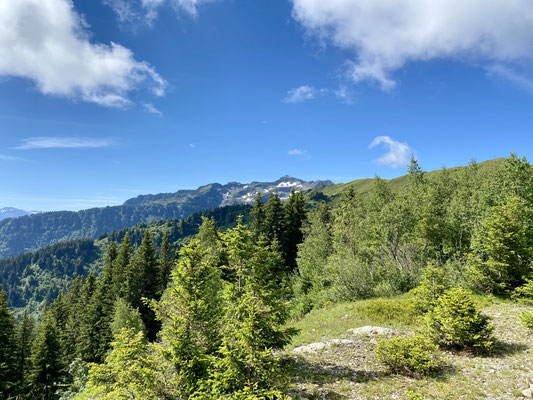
[282,356,456,399]
[491,339,528,358]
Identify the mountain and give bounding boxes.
[123,175,332,206]
[0,176,330,258]
[0,207,40,221]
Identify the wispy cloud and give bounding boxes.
[0,154,23,161]
[334,85,355,105]
[288,148,307,156]
[369,136,413,168]
[15,137,116,150]
[486,64,533,95]
[284,85,322,104]
[189,143,196,148]
[142,103,163,116]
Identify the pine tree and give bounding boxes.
[0,287,17,397]
[30,309,64,400]
[158,232,174,296]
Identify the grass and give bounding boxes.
[285,295,533,399]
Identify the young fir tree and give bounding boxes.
[158,231,174,296]
[209,222,295,397]
[154,238,223,397]
[30,309,64,400]
[110,297,147,339]
[0,287,17,397]
[15,309,35,394]
[76,273,104,363]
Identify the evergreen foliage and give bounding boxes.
[0,287,17,397]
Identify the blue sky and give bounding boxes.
[2,0,533,211]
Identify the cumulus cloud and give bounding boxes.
[291,0,533,90]
[288,148,307,156]
[15,137,115,150]
[103,0,215,25]
[369,136,412,168]
[0,0,166,108]
[284,85,319,103]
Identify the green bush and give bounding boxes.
[520,310,533,330]
[514,279,533,305]
[411,265,451,314]
[423,287,494,353]
[375,334,444,375]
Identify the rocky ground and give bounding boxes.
[284,301,533,399]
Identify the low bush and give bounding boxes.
[375,334,444,375]
[411,265,451,314]
[514,279,533,305]
[423,287,494,353]
[520,310,533,330]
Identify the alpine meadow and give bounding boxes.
[2,0,533,399]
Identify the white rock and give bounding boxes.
[347,326,394,336]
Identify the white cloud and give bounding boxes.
[369,136,412,168]
[15,137,115,150]
[189,143,196,148]
[103,0,215,25]
[334,85,355,104]
[284,85,318,103]
[288,148,307,156]
[0,0,166,108]
[291,0,533,90]
[142,103,163,116]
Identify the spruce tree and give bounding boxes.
[30,309,64,400]
[15,309,35,394]
[158,232,174,296]
[155,238,223,396]
[251,192,265,239]
[264,190,285,244]
[126,230,160,340]
[113,233,132,298]
[284,187,307,270]
[0,287,17,398]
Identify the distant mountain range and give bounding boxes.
[0,176,331,258]
[0,207,40,221]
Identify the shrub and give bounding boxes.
[514,279,533,305]
[520,310,533,330]
[423,287,494,353]
[411,265,451,314]
[375,334,444,375]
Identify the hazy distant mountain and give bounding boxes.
[0,176,331,258]
[0,207,40,221]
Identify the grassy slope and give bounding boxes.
[285,296,532,399]
[305,158,505,207]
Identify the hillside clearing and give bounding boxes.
[285,299,533,399]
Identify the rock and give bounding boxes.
[329,338,355,345]
[522,388,532,398]
[348,326,394,336]
[309,342,327,351]
[292,338,355,354]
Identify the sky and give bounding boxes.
[2,0,533,211]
